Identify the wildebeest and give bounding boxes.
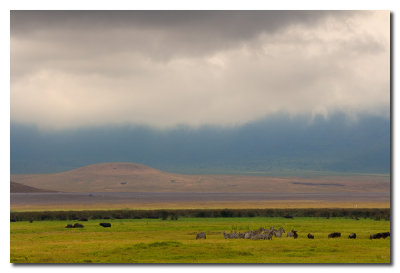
[287,230,298,239]
[73,223,84,228]
[370,232,390,239]
[307,233,314,239]
[370,233,382,239]
[65,224,73,228]
[100,223,111,228]
[196,232,206,239]
[328,232,341,238]
[348,233,356,239]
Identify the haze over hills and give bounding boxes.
[10,113,390,175]
[11,162,390,193]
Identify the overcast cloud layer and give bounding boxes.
[11,11,390,129]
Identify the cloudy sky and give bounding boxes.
[11,11,389,130]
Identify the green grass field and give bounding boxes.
[10,217,390,263]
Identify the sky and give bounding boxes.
[10,11,390,130]
[9,10,390,174]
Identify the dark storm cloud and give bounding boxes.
[11,10,343,38]
[10,10,353,63]
[10,11,389,129]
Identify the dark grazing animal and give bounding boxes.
[65,224,73,228]
[196,232,206,239]
[79,218,88,221]
[348,233,356,239]
[328,232,341,238]
[370,233,382,239]
[287,230,298,239]
[370,232,390,239]
[100,223,111,228]
[307,233,314,239]
[283,215,293,219]
[73,223,84,228]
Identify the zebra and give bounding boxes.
[273,227,285,237]
[287,230,298,239]
[222,231,231,239]
[244,231,252,239]
[196,232,206,240]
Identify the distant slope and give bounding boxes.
[10,162,390,193]
[10,181,57,193]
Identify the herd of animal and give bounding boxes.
[12,218,391,240]
[221,227,285,240]
[195,227,390,240]
[62,223,390,240]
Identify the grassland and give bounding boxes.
[10,217,390,263]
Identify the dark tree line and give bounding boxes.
[10,208,390,222]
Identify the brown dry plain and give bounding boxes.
[11,162,389,193]
[10,163,390,210]
[10,201,389,211]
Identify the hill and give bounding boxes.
[10,162,390,193]
[10,181,57,193]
